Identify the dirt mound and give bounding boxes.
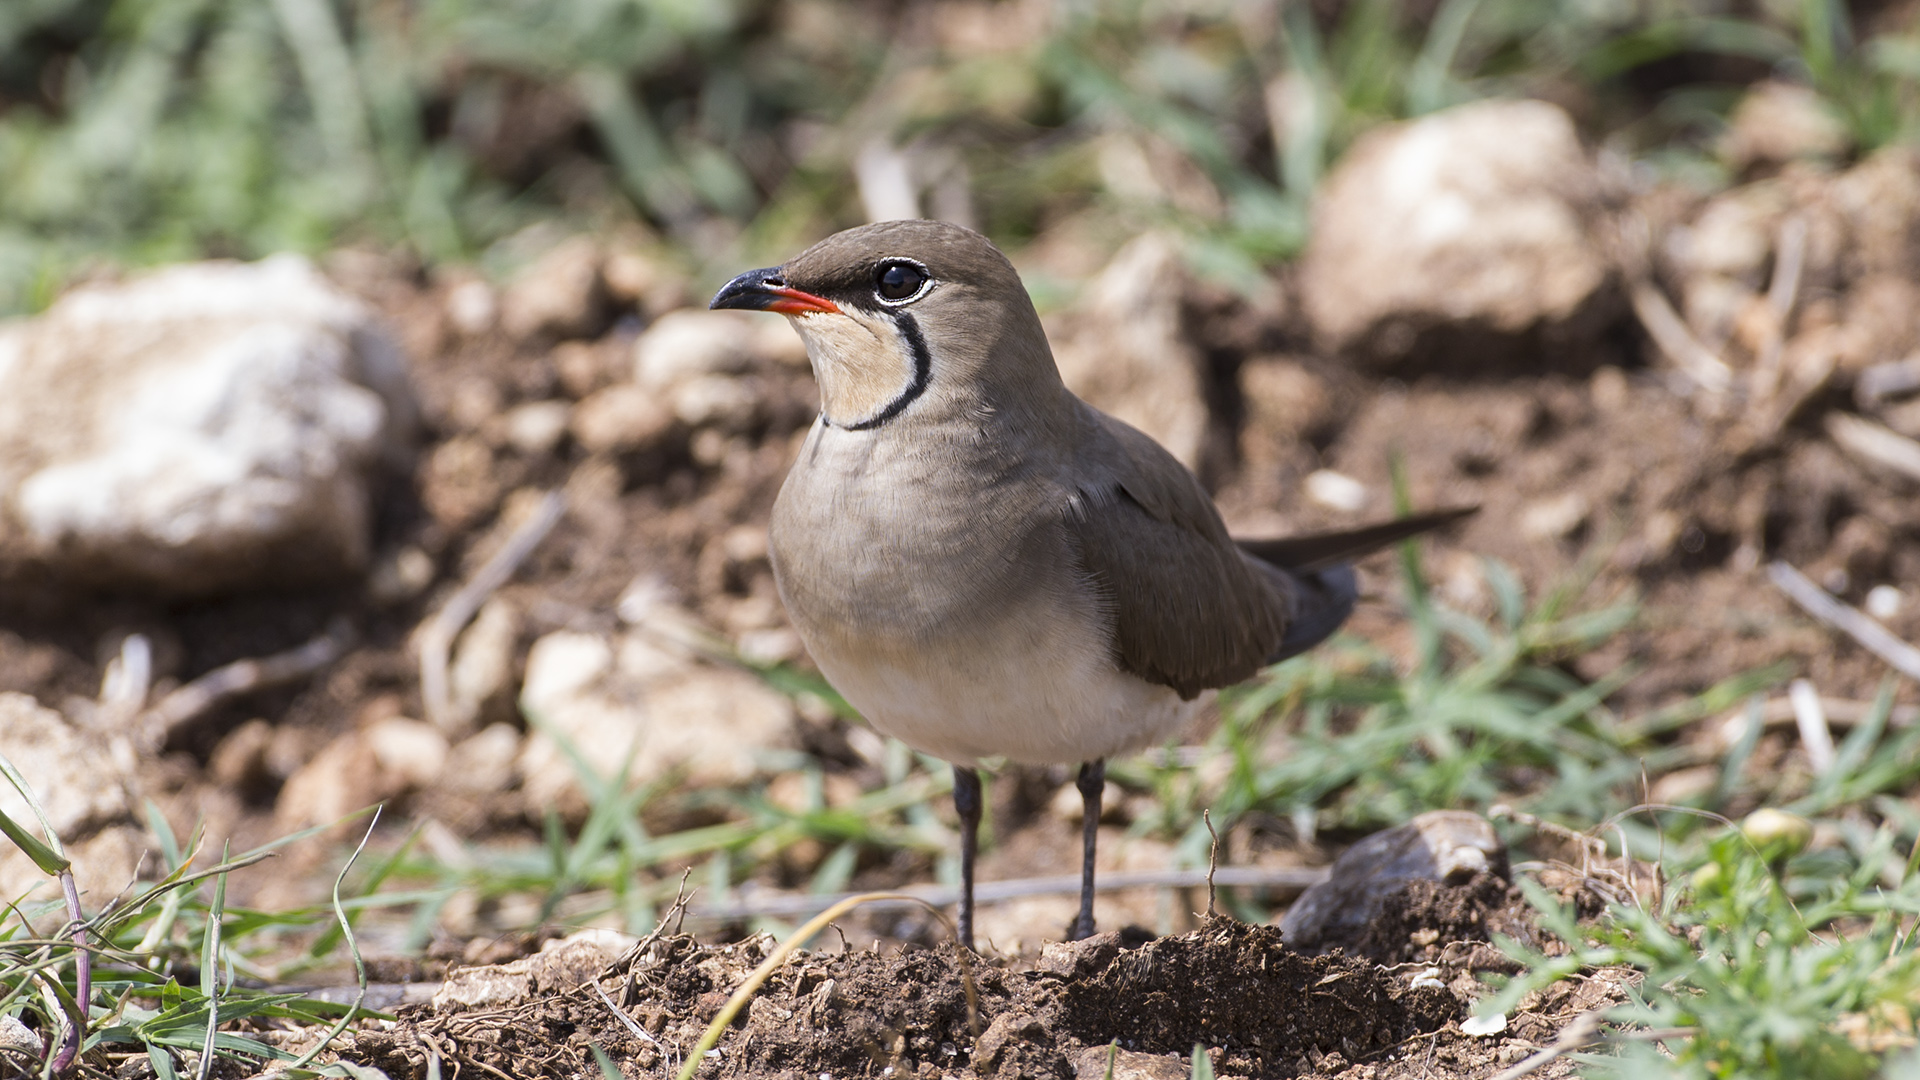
[1056,921,1458,1076]
[347,917,1502,1080]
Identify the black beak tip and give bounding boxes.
[709,266,783,311]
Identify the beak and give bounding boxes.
[709,267,840,316]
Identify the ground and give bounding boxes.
[3,216,1918,1078]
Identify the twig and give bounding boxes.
[1752,214,1808,399]
[1788,679,1835,775]
[1768,561,1920,681]
[420,490,566,731]
[1204,810,1220,919]
[1826,412,1920,484]
[691,866,1328,923]
[143,618,353,743]
[593,980,668,1058]
[1628,280,1734,394]
[1855,353,1920,409]
[1715,694,1920,748]
[1487,1011,1602,1080]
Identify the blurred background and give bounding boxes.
[5,0,1918,311]
[6,3,1920,1074]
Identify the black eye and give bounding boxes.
[875,261,928,302]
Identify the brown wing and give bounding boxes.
[1064,412,1293,700]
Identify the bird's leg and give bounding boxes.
[952,765,982,951]
[1070,759,1106,940]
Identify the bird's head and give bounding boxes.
[709,220,1061,431]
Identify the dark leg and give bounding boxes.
[1070,759,1106,940]
[952,765,982,951]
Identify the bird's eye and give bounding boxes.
[874,260,929,302]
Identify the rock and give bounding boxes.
[1518,490,1590,542]
[1304,469,1370,513]
[431,956,533,1012]
[431,928,633,1012]
[552,340,621,398]
[516,627,796,813]
[446,597,521,735]
[972,1012,1051,1077]
[0,693,147,905]
[1072,1046,1189,1080]
[0,1012,37,1059]
[528,928,634,993]
[0,255,414,593]
[1300,99,1613,367]
[632,309,804,391]
[495,400,572,456]
[444,277,498,336]
[499,236,606,341]
[419,436,500,529]
[1720,81,1850,171]
[274,728,383,833]
[1034,932,1127,980]
[365,716,450,790]
[1050,232,1211,469]
[1280,810,1506,953]
[571,384,676,453]
[208,718,277,793]
[444,723,523,795]
[671,374,760,431]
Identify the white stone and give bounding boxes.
[672,374,759,430]
[1050,233,1209,469]
[0,255,413,593]
[0,693,145,904]
[1305,469,1370,513]
[1301,99,1610,364]
[366,716,451,789]
[499,400,572,455]
[1867,585,1904,621]
[499,236,604,341]
[634,309,775,390]
[1519,491,1590,541]
[446,597,521,734]
[571,384,675,452]
[517,626,795,810]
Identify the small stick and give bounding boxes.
[1788,679,1835,775]
[1714,694,1920,748]
[1487,1011,1602,1080]
[1826,412,1920,484]
[1628,280,1734,393]
[1768,561,1920,681]
[1204,810,1220,919]
[1752,214,1808,399]
[419,490,566,731]
[143,619,353,742]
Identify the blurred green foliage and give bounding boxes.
[1,0,1916,312]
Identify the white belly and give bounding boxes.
[802,590,1206,767]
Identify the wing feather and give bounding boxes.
[1064,412,1292,699]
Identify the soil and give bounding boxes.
[334,901,1612,1080]
[5,197,1918,1077]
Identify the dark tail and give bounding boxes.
[1236,506,1477,573]
[1243,506,1477,663]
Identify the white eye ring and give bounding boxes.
[873,258,934,306]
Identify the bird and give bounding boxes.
[710,219,1471,950]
